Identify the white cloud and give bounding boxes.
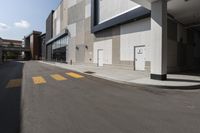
[0,23,10,30]
[14,20,30,29]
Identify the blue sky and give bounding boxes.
[0,0,61,40]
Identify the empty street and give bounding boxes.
[0,61,200,133]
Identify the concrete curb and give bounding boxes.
[38,61,200,91]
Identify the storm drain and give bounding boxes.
[84,71,95,74]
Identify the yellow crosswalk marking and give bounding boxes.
[51,74,67,81]
[66,72,84,79]
[32,76,46,85]
[6,79,22,88]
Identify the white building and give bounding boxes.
[45,0,200,80]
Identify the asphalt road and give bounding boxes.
[1,61,200,133]
[0,61,23,133]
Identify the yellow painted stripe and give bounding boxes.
[66,72,84,79]
[32,76,46,85]
[51,74,67,81]
[6,79,22,88]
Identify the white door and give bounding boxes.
[97,49,104,67]
[135,46,145,70]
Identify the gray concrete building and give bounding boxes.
[46,0,200,80]
[46,11,54,61]
[40,33,46,60]
[46,0,68,62]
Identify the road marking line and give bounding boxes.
[32,76,46,85]
[51,74,67,81]
[66,72,84,79]
[6,79,22,88]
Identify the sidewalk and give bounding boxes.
[39,61,200,89]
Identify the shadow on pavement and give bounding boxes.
[171,70,200,77]
[167,78,200,83]
[0,61,24,133]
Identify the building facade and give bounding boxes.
[0,38,22,47]
[46,11,54,61]
[45,0,200,80]
[24,31,42,60]
[0,37,23,60]
[40,33,46,60]
[46,0,68,63]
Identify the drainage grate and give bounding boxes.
[84,71,95,74]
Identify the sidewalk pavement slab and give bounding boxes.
[39,61,200,89]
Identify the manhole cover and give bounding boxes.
[84,71,95,74]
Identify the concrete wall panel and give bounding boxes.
[76,20,85,45]
[84,18,94,64]
[68,1,85,24]
[61,0,68,32]
[99,0,140,23]
[46,11,54,42]
[67,0,77,8]
[76,45,85,63]
[68,23,77,38]
[67,37,76,64]
[93,39,112,65]
[120,18,151,62]
[85,2,91,18]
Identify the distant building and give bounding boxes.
[0,37,23,61]
[0,38,22,47]
[45,0,68,63]
[24,31,43,60]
